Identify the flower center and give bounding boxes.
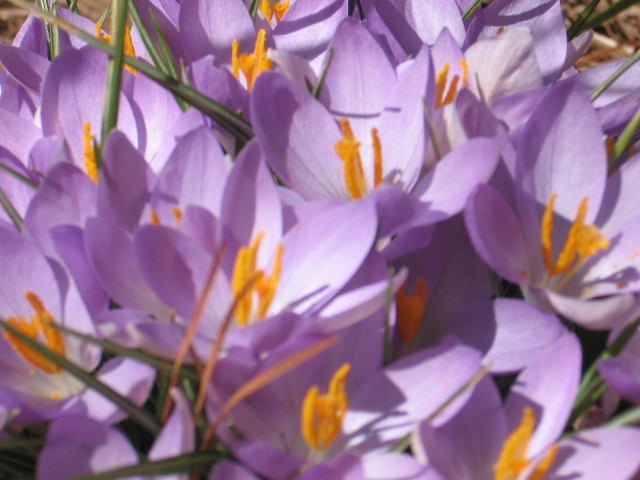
[541,194,610,280]
[4,292,66,375]
[231,232,284,326]
[260,0,291,25]
[83,122,99,184]
[301,363,350,451]
[231,29,273,92]
[435,58,469,109]
[96,22,137,74]
[396,278,428,344]
[494,407,558,480]
[334,118,384,200]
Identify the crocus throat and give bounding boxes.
[231,232,284,327]
[396,278,428,344]
[435,58,469,109]
[96,23,137,74]
[494,407,558,480]
[302,363,350,451]
[83,122,99,183]
[541,194,610,279]
[231,29,273,92]
[4,292,66,375]
[334,118,384,200]
[260,0,291,25]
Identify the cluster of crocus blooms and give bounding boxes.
[1,0,640,478]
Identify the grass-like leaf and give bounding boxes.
[462,0,483,21]
[0,318,161,436]
[566,0,601,40]
[312,47,334,99]
[608,105,640,174]
[100,0,128,160]
[6,0,254,143]
[0,164,39,189]
[0,185,23,231]
[590,48,640,101]
[49,323,200,382]
[582,0,640,32]
[67,452,218,480]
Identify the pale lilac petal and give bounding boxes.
[179,0,255,64]
[270,199,377,314]
[148,388,195,477]
[73,356,155,424]
[208,460,261,480]
[36,415,141,480]
[548,427,640,480]
[221,140,283,252]
[505,332,581,457]
[464,184,529,283]
[465,27,543,103]
[448,299,566,374]
[413,377,506,479]
[414,138,498,217]
[273,0,348,61]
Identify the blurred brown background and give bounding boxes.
[0,0,637,67]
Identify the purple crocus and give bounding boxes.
[205,313,483,479]
[465,81,640,329]
[0,226,154,424]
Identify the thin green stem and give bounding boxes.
[0,185,23,231]
[100,0,128,154]
[462,0,483,21]
[312,47,334,99]
[608,105,640,174]
[6,0,254,143]
[567,0,602,40]
[67,452,218,480]
[0,318,161,436]
[582,0,640,32]
[591,48,640,101]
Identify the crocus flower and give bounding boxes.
[465,81,640,329]
[0,226,154,424]
[414,332,640,479]
[206,314,483,480]
[36,388,194,480]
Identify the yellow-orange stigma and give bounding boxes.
[83,122,99,184]
[231,232,283,326]
[541,193,610,278]
[335,119,385,199]
[260,0,291,25]
[301,363,350,451]
[494,407,558,480]
[435,59,469,109]
[396,279,428,344]
[96,23,137,74]
[4,292,66,375]
[230,29,273,92]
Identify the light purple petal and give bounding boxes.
[505,332,581,457]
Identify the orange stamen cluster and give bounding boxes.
[83,122,99,184]
[96,23,137,74]
[231,29,273,92]
[396,279,428,344]
[301,363,350,451]
[4,292,66,375]
[260,0,291,25]
[541,194,610,278]
[334,118,384,200]
[231,232,283,326]
[435,58,470,109]
[494,407,558,480]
